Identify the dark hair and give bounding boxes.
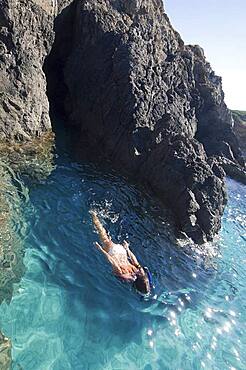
[133,271,150,295]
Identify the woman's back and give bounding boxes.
[108,243,129,265]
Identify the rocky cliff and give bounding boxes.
[0,0,245,243]
[0,0,54,140]
[232,111,246,157]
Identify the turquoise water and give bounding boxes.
[0,133,245,369]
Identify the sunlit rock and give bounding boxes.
[0,0,54,140]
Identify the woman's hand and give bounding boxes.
[95,241,103,250]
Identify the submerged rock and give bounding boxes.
[0,163,26,304]
[0,132,55,302]
[0,331,11,370]
[0,131,55,181]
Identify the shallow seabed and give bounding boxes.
[0,132,245,370]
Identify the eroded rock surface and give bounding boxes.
[232,111,246,158]
[0,0,245,243]
[0,0,54,140]
[45,0,236,242]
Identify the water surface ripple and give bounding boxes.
[0,149,245,370]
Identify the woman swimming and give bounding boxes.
[91,211,151,295]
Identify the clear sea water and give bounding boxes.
[0,127,245,370]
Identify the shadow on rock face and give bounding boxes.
[231,111,246,161]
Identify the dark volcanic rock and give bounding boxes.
[45,0,231,243]
[0,0,244,243]
[0,0,54,140]
[232,111,246,158]
[188,45,244,165]
[215,157,246,185]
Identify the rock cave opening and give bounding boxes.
[43,1,76,125]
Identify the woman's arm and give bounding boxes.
[91,211,111,246]
[122,241,141,268]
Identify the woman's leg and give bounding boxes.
[91,211,112,251]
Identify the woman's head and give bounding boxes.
[133,268,150,295]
